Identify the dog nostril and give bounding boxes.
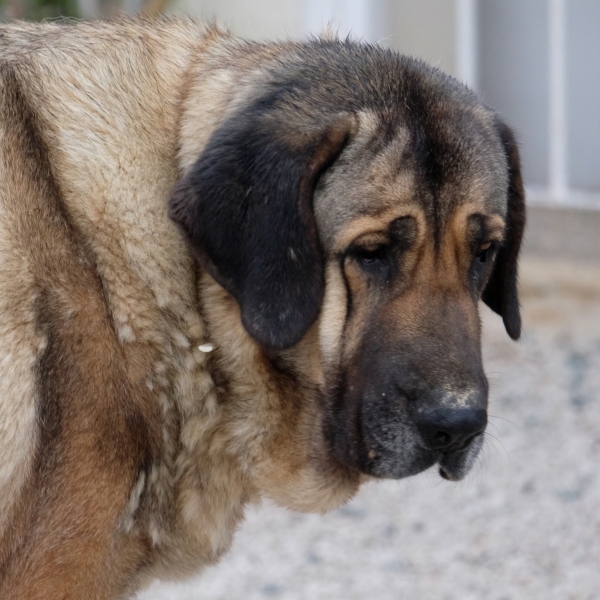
[433,431,451,447]
[413,407,487,451]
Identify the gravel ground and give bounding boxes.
[140,257,600,600]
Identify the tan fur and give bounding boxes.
[0,17,516,599]
[0,18,359,598]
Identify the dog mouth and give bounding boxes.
[352,421,487,481]
[327,422,486,481]
[437,433,484,481]
[323,385,487,481]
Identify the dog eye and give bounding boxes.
[355,245,387,265]
[476,241,493,263]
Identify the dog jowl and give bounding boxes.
[170,42,525,485]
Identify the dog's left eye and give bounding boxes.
[475,241,493,263]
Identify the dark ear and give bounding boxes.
[482,122,526,340]
[169,109,355,350]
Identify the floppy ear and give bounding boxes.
[169,108,355,350]
[482,122,526,340]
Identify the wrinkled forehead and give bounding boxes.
[314,109,509,251]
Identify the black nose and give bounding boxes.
[413,407,487,451]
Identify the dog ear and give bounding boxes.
[169,109,355,350]
[482,122,526,340]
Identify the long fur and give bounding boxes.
[0,17,524,599]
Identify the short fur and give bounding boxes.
[0,17,525,599]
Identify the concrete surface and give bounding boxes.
[523,206,600,265]
[139,212,600,600]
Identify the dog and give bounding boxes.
[0,16,525,599]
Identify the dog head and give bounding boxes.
[170,40,525,507]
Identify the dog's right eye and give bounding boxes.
[354,245,387,266]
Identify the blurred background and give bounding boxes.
[2,1,598,598]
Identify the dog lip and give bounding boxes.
[438,464,461,481]
[437,443,476,481]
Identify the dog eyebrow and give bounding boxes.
[469,213,506,242]
[334,207,424,253]
[482,214,506,241]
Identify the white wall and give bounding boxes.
[172,0,306,40]
[478,0,600,207]
[171,0,459,77]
